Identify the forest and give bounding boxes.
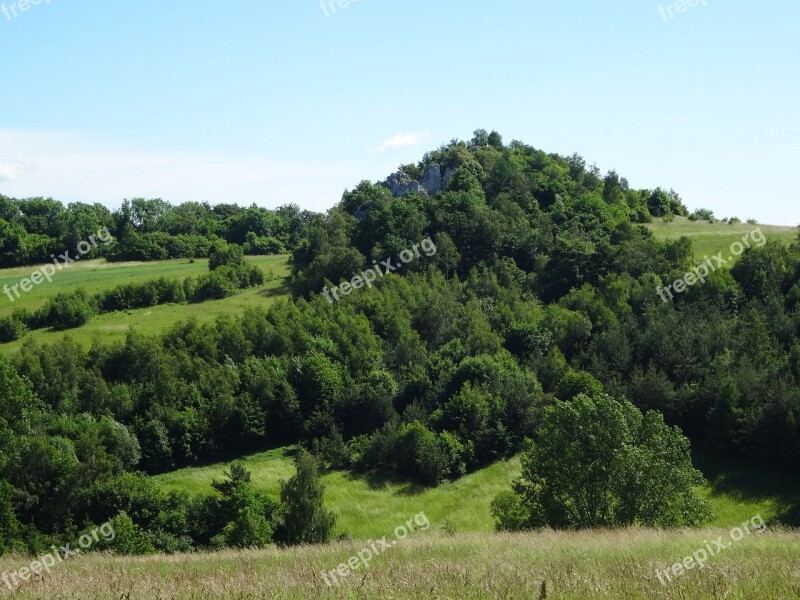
[1,130,799,554]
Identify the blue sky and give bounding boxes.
[1,0,798,224]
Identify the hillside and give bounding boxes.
[153,445,800,538]
[0,255,290,353]
[647,216,797,261]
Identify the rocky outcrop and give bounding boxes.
[383,170,425,197]
[382,165,457,198]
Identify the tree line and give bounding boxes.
[0,196,315,267]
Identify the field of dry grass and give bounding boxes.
[2,528,799,599]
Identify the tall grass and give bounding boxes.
[1,528,798,599]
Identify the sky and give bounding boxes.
[0,0,798,225]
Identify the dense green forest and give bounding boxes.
[2,131,799,554]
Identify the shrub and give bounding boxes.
[100,512,155,555]
[0,314,27,342]
[209,243,245,271]
[191,270,237,301]
[689,208,715,222]
[395,421,448,485]
[36,289,96,330]
[244,232,286,255]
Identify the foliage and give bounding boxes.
[274,449,336,545]
[492,393,712,530]
[0,195,313,268]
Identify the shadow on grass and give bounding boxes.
[692,444,800,526]
[259,278,291,299]
[341,469,428,497]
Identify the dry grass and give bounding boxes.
[2,528,799,599]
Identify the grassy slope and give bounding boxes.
[0,255,290,354]
[647,216,797,261]
[153,445,800,539]
[155,448,519,539]
[2,528,799,599]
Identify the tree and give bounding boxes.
[395,421,449,485]
[275,449,336,545]
[555,370,603,401]
[492,393,711,530]
[0,481,24,553]
[211,463,276,548]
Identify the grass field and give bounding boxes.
[153,445,800,539]
[647,216,798,261]
[2,528,799,599]
[0,255,290,354]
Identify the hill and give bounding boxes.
[2,134,800,575]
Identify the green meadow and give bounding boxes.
[0,255,290,353]
[153,444,800,540]
[647,216,798,261]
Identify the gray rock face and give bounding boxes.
[382,165,458,198]
[421,166,443,196]
[382,171,425,197]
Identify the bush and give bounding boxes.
[209,243,245,271]
[689,208,715,222]
[0,314,27,342]
[100,512,155,555]
[244,232,286,255]
[190,270,237,301]
[36,289,96,330]
[97,277,185,311]
[0,481,25,554]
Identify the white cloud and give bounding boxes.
[668,114,690,122]
[378,131,430,152]
[0,160,29,183]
